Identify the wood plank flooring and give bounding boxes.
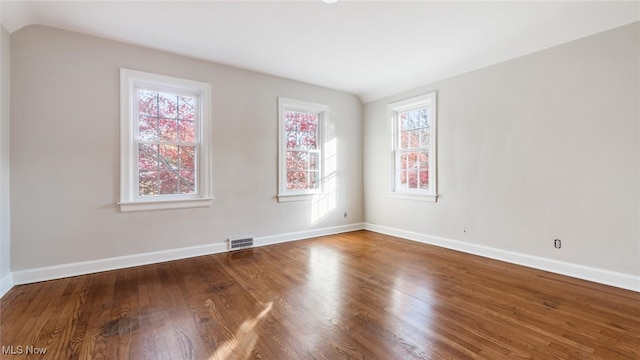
[1,230,639,359]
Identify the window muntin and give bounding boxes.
[120,69,212,212]
[278,98,327,202]
[390,92,437,200]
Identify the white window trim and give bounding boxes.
[277,97,328,202]
[388,92,438,202]
[119,68,213,212]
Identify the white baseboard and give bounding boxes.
[10,222,635,293]
[10,222,365,286]
[12,242,229,286]
[0,272,14,298]
[364,223,640,292]
[256,223,365,247]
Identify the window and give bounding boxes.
[119,69,212,212]
[389,92,438,201]
[278,97,327,202]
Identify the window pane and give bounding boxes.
[178,120,195,142]
[178,96,195,121]
[139,170,159,196]
[159,118,178,142]
[286,111,315,126]
[409,130,420,148]
[139,116,159,141]
[308,171,319,189]
[301,132,317,150]
[287,151,311,171]
[400,112,409,131]
[285,111,299,131]
[419,170,429,189]
[300,113,317,131]
[285,131,318,150]
[408,110,419,130]
[400,130,410,149]
[419,108,430,128]
[420,128,430,148]
[139,144,158,170]
[398,169,408,189]
[418,151,429,169]
[407,170,418,189]
[286,131,298,149]
[159,170,178,194]
[406,152,417,169]
[285,111,317,132]
[400,108,429,131]
[397,150,430,191]
[159,145,179,169]
[309,152,319,170]
[399,153,408,170]
[158,92,178,118]
[286,171,307,190]
[179,170,195,193]
[399,109,429,149]
[138,90,158,117]
[179,146,195,170]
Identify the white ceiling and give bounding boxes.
[1,1,639,103]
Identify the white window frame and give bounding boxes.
[119,68,213,212]
[389,92,438,202]
[277,97,327,202]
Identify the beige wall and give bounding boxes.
[7,22,639,283]
[0,25,10,280]
[10,25,363,271]
[364,22,639,276]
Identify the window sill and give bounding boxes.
[118,197,213,212]
[277,193,325,203]
[388,192,438,202]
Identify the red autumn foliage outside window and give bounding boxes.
[136,90,197,196]
[396,108,430,190]
[284,110,319,190]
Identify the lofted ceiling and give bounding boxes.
[1,1,638,103]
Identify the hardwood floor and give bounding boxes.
[1,230,639,359]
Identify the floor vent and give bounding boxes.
[228,236,254,251]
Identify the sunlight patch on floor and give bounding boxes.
[207,300,273,360]
[390,275,434,324]
[308,246,343,320]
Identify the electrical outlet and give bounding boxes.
[463,227,467,236]
[554,239,561,249]
[343,212,348,219]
